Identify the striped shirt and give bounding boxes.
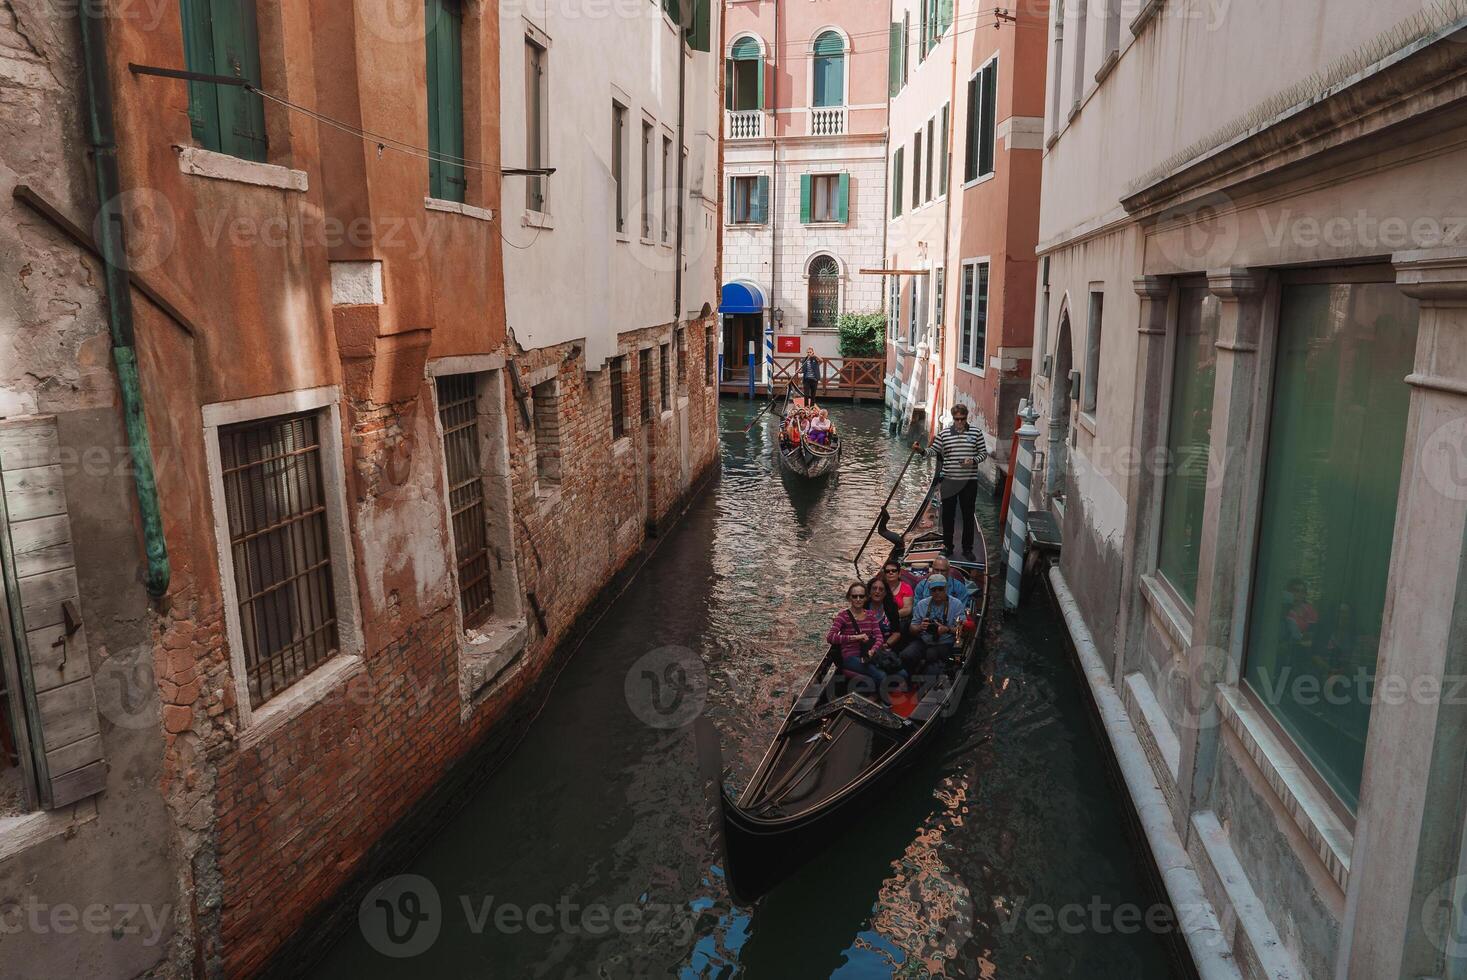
[933,424,988,481]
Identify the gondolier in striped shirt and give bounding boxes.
[932,404,987,559]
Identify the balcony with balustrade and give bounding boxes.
[726,110,768,140]
[809,106,847,137]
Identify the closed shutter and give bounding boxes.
[0,418,106,809]
[179,0,218,148]
[758,57,768,110]
[211,0,267,161]
[892,148,903,218]
[978,61,998,178]
[724,58,733,111]
[752,175,770,224]
[426,0,466,202]
[687,0,712,51]
[888,23,902,96]
[836,172,850,223]
[799,174,812,224]
[939,0,954,33]
[964,74,980,182]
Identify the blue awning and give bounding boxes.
[720,280,767,315]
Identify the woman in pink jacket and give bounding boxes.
[826,581,893,700]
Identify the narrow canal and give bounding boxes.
[315,402,1182,978]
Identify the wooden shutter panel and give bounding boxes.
[0,418,106,810]
[799,174,811,224]
[725,58,734,110]
[426,0,466,202]
[939,0,954,33]
[752,175,769,223]
[888,23,902,97]
[426,0,443,198]
[979,62,997,177]
[211,0,268,162]
[836,172,850,223]
[964,74,980,182]
[757,57,767,110]
[687,0,712,51]
[179,0,219,148]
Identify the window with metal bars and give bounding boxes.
[434,376,495,630]
[532,379,561,485]
[639,349,653,422]
[610,357,626,438]
[659,344,670,411]
[676,328,687,387]
[705,333,714,386]
[219,412,340,708]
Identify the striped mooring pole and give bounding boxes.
[1004,399,1041,610]
[764,322,776,391]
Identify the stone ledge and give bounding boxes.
[1215,685,1352,893]
[175,145,308,192]
[239,654,365,751]
[1124,671,1182,785]
[425,197,494,222]
[460,619,529,708]
[1189,810,1304,980]
[1140,572,1194,652]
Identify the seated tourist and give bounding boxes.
[807,410,833,445]
[826,582,894,701]
[914,556,969,605]
[865,576,903,649]
[882,562,914,626]
[901,576,963,678]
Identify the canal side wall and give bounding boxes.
[1031,6,1467,980]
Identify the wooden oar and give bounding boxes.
[741,398,777,433]
[852,444,925,577]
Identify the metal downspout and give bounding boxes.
[78,8,170,598]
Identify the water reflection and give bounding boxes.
[314,402,1178,979]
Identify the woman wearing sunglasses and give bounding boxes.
[826,582,894,702]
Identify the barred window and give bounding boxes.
[435,375,494,629]
[610,357,626,439]
[640,348,653,422]
[219,412,340,707]
[659,343,671,411]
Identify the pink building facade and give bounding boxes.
[883,0,1047,465]
[720,0,891,376]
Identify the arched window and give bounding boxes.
[808,256,841,330]
[727,37,764,111]
[812,31,846,107]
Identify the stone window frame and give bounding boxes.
[426,356,530,708]
[202,386,365,741]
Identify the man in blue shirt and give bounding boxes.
[913,556,969,605]
[901,576,964,677]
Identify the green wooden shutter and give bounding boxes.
[939,0,954,33]
[799,174,812,224]
[0,418,107,810]
[979,61,997,178]
[892,148,903,218]
[752,175,769,223]
[687,0,712,51]
[964,74,979,182]
[426,0,466,202]
[179,0,219,148]
[757,57,767,109]
[725,58,734,110]
[836,172,850,223]
[888,23,902,96]
[210,0,267,161]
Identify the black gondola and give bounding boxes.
[709,474,989,902]
[775,384,841,478]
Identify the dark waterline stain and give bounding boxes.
[315,402,1180,979]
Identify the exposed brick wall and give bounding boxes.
[167,315,721,977]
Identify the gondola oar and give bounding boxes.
[741,398,776,433]
[852,444,925,577]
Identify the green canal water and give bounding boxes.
[313,402,1183,979]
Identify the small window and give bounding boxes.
[1082,291,1103,414]
[1070,0,1090,108]
[642,121,655,240]
[659,344,671,411]
[934,267,945,330]
[179,0,268,161]
[888,277,900,339]
[812,31,845,107]
[959,260,990,369]
[639,349,653,422]
[705,331,715,386]
[911,131,923,209]
[964,58,998,183]
[662,135,674,243]
[924,117,936,202]
[676,328,687,386]
[612,102,627,234]
[728,36,764,111]
[908,276,920,346]
[610,357,627,439]
[426,0,466,202]
[802,173,848,223]
[808,256,840,331]
[532,379,561,486]
[525,35,547,212]
[730,175,769,224]
[891,147,905,218]
[220,412,342,705]
[938,104,950,194]
[1101,0,1122,66]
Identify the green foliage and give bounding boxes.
[836,312,887,358]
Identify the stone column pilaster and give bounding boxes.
[1344,247,1467,980]
[1174,268,1267,823]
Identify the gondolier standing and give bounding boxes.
[800,348,821,402]
[932,403,987,559]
